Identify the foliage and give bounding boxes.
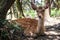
[0,20,24,40]
[23,10,36,18]
[51,8,60,17]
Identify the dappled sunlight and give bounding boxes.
[45,31,60,35]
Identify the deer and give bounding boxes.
[11,2,49,37]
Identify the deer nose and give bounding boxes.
[38,14,43,18]
[38,16,41,18]
[38,15,42,18]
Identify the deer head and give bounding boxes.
[31,2,49,19]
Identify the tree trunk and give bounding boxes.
[45,0,51,19]
[16,0,25,18]
[45,8,50,20]
[0,0,15,27]
[44,0,51,24]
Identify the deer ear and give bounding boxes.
[31,2,37,10]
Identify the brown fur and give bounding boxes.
[12,18,38,36]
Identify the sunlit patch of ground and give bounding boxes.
[45,31,60,35]
[44,17,60,26]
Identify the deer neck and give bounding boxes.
[36,13,45,33]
